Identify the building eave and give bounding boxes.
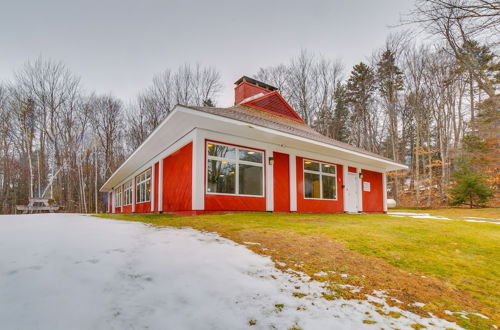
[101,104,408,193]
[177,106,408,171]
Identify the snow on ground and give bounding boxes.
[0,214,461,330]
[388,212,500,224]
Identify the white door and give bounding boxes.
[345,172,359,213]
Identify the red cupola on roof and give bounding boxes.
[234,76,304,123]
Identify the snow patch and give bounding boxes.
[389,212,500,224]
[0,214,462,330]
[243,241,261,245]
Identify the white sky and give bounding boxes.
[0,0,415,107]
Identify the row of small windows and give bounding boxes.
[114,170,150,206]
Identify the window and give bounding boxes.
[115,186,122,207]
[136,169,151,203]
[124,180,133,205]
[303,159,337,200]
[206,142,264,196]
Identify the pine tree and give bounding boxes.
[203,99,214,107]
[456,40,499,133]
[449,159,493,208]
[346,62,376,150]
[449,134,493,208]
[332,83,349,142]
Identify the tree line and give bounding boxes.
[0,0,497,213]
[255,0,498,207]
[0,62,222,213]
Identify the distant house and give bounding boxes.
[100,76,407,214]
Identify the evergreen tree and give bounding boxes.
[449,159,493,208]
[346,62,376,150]
[456,40,499,132]
[332,82,349,142]
[457,40,499,93]
[203,98,215,107]
[449,134,493,208]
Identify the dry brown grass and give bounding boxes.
[99,212,499,329]
[221,229,485,323]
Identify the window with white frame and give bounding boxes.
[124,180,133,205]
[115,186,122,207]
[206,142,264,196]
[136,169,151,203]
[303,159,337,200]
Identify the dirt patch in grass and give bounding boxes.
[219,229,494,326]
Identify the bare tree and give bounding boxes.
[89,95,124,177]
[287,50,316,125]
[409,0,499,98]
[126,63,222,151]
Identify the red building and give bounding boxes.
[101,76,406,214]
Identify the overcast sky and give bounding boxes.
[0,0,415,107]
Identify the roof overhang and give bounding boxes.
[100,107,195,192]
[179,106,407,171]
[101,105,407,192]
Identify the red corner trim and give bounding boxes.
[243,91,304,123]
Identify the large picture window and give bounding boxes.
[303,159,337,200]
[115,186,122,207]
[206,142,264,196]
[136,169,151,203]
[124,180,133,205]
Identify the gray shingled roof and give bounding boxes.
[182,104,400,164]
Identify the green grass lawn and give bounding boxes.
[98,210,499,329]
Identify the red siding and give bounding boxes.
[122,205,132,213]
[205,195,266,211]
[348,166,357,173]
[296,157,344,213]
[135,201,151,213]
[273,152,290,212]
[153,162,159,212]
[234,81,271,104]
[361,169,384,213]
[115,206,121,213]
[163,143,193,211]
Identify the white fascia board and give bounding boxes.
[100,107,183,192]
[200,128,387,174]
[177,106,408,171]
[106,129,196,192]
